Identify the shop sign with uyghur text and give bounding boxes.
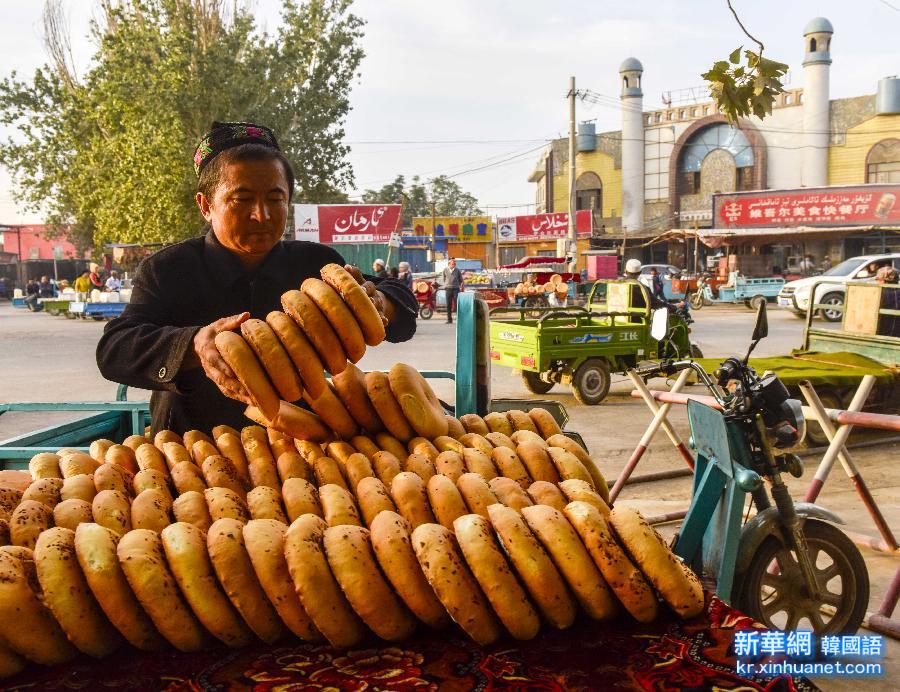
[502,210,592,242]
[713,185,900,228]
[411,216,492,243]
[294,204,403,243]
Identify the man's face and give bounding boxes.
[449,260,456,268]
[196,158,289,260]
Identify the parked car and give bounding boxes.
[636,264,685,300]
[777,253,900,321]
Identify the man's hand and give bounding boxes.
[191,312,253,404]
[344,263,392,326]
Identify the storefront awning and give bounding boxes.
[693,225,900,249]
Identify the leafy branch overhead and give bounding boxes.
[702,0,788,124]
[702,47,788,123]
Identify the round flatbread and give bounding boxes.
[521,504,618,621]
[411,523,501,646]
[516,442,559,483]
[608,506,705,619]
[284,514,366,648]
[116,529,207,652]
[426,474,469,530]
[304,383,359,441]
[172,490,212,532]
[332,362,385,434]
[389,365,449,439]
[355,476,397,527]
[319,484,362,527]
[391,471,435,528]
[528,408,562,438]
[243,519,322,641]
[491,447,531,488]
[483,412,514,436]
[207,518,286,643]
[488,476,533,512]
[456,473,499,518]
[266,310,328,398]
[240,317,304,402]
[53,497,94,531]
[507,410,539,434]
[454,514,540,640]
[564,502,658,623]
[372,450,403,486]
[281,289,348,375]
[320,262,386,347]
[434,450,466,483]
[34,527,122,658]
[214,330,280,420]
[526,481,568,512]
[487,503,576,630]
[366,372,415,442]
[559,479,609,515]
[75,523,165,650]
[302,278,367,363]
[403,453,436,483]
[282,478,322,522]
[459,414,489,436]
[10,499,53,550]
[324,525,417,641]
[369,511,449,628]
[0,550,76,665]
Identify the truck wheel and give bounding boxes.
[819,293,844,322]
[419,305,433,320]
[572,358,611,405]
[749,295,767,310]
[521,370,554,394]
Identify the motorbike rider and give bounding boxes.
[624,259,691,321]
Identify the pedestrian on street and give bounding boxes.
[89,262,104,289]
[74,270,92,296]
[372,258,388,278]
[442,258,463,324]
[105,270,123,291]
[398,261,414,290]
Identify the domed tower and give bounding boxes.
[620,57,644,233]
[802,17,833,187]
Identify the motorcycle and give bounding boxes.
[689,274,712,309]
[638,302,869,634]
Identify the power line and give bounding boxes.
[346,138,550,145]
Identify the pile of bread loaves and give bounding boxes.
[215,262,428,441]
[0,407,704,678]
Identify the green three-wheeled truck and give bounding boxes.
[489,280,701,404]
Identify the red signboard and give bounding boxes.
[713,184,900,228]
[294,204,403,243]
[506,210,592,242]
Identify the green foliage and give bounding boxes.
[702,46,788,123]
[0,0,365,250]
[361,174,482,227]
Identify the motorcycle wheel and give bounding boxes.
[689,292,704,310]
[419,306,433,320]
[521,370,554,394]
[734,519,869,635]
[689,343,703,358]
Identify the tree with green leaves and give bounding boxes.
[361,174,482,227]
[702,0,788,124]
[0,0,365,251]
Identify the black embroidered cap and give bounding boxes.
[193,121,280,176]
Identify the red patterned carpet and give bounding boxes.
[3,596,817,691]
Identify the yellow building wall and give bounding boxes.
[828,113,900,185]
[550,149,622,218]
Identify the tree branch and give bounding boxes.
[726,0,764,55]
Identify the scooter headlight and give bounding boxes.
[779,398,806,447]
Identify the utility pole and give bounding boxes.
[430,200,437,269]
[567,76,577,273]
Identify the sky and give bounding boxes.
[0,0,898,226]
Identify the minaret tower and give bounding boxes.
[620,57,645,232]
[802,17,833,187]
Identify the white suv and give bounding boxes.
[777,253,900,322]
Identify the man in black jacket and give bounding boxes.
[96,122,417,435]
[442,258,463,324]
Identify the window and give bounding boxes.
[867,139,900,183]
[703,106,710,115]
[575,171,602,213]
[809,38,817,52]
[680,171,701,194]
[623,76,630,89]
[678,123,754,173]
[737,166,754,190]
[537,250,556,257]
[679,110,686,119]
[656,113,662,123]
[785,94,793,105]
[499,246,526,266]
[692,108,699,117]
[667,111,674,121]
